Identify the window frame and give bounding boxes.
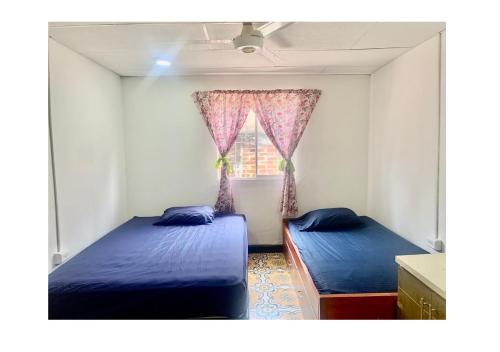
[226,110,283,181]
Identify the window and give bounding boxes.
[226,110,282,179]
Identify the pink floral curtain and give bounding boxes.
[253,89,321,218]
[192,91,254,213]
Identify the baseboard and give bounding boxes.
[248,245,283,253]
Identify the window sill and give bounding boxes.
[229,176,283,182]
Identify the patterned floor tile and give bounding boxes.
[248,253,303,320]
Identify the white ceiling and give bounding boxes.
[48,22,445,76]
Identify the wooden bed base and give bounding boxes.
[283,220,397,319]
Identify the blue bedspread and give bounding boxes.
[288,216,427,294]
[49,215,248,319]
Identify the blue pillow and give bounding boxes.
[291,208,362,231]
[153,206,215,226]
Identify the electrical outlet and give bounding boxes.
[426,238,444,252]
[53,252,68,266]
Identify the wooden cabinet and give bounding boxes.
[397,267,446,320]
[430,291,446,320]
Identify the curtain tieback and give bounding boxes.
[215,155,233,173]
[279,158,295,173]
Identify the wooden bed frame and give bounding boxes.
[283,220,398,319]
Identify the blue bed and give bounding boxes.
[288,216,427,294]
[49,214,248,319]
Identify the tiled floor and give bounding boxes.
[248,253,303,320]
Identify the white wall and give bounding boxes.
[122,75,370,245]
[438,30,446,247]
[49,39,128,265]
[367,34,443,250]
[48,135,58,270]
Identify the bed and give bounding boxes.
[283,216,427,319]
[49,214,248,319]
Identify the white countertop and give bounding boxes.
[396,253,446,299]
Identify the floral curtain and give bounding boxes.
[192,90,254,213]
[253,89,321,218]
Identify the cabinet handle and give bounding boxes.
[430,307,437,320]
[419,297,428,319]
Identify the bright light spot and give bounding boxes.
[155,59,171,66]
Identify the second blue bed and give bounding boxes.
[288,216,427,294]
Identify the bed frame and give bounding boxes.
[283,220,398,319]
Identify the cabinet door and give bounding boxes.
[397,288,429,319]
[398,267,432,304]
[430,292,446,320]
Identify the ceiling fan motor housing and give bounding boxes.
[233,23,264,53]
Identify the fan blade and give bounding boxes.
[205,39,233,44]
[257,22,292,37]
[181,39,233,51]
[177,39,232,45]
[202,24,211,41]
[259,47,284,65]
[204,39,233,50]
[268,32,293,48]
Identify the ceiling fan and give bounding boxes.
[201,22,293,64]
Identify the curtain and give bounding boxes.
[253,89,321,218]
[192,90,254,213]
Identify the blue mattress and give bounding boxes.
[49,214,248,319]
[288,216,427,294]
